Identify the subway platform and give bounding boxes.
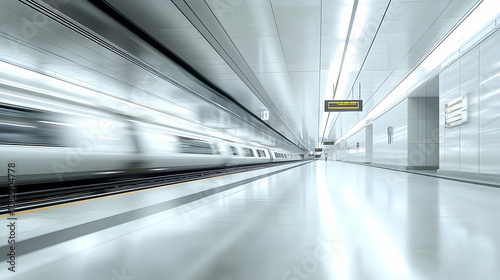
[2,160,500,280]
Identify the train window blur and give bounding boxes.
[178,136,213,154]
[0,104,65,146]
[257,150,266,157]
[229,146,238,156]
[212,143,221,155]
[242,148,254,157]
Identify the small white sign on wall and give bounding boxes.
[445,95,468,128]
[261,110,269,120]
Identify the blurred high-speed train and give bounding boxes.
[0,102,304,186]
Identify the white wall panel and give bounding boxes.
[408,119,418,144]
[445,61,460,99]
[439,97,446,144]
[460,129,479,173]
[427,118,439,144]
[427,144,439,166]
[479,131,500,174]
[426,97,439,119]
[408,143,418,166]
[407,96,439,167]
[417,143,427,166]
[345,128,366,163]
[445,128,460,171]
[439,69,446,99]
[439,143,446,170]
[479,30,500,134]
[366,125,373,163]
[417,118,427,143]
[417,97,427,119]
[372,100,408,166]
[408,97,418,119]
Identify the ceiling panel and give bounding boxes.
[216,8,276,26]
[230,37,286,63]
[149,28,203,40]
[277,22,321,36]
[273,8,321,24]
[247,62,288,73]
[217,24,279,38]
[389,1,451,20]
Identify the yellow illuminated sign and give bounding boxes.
[324,100,363,112]
[328,101,360,109]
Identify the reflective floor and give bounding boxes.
[2,161,500,280]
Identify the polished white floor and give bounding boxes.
[2,161,500,280]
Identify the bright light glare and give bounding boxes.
[339,4,369,40]
[326,43,346,99]
[0,122,36,128]
[94,171,124,175]
[0,91,109,117]
[364,217,409,277]
[0,60,40,80]
[351,5,369,39]
[38,121,75,127]
[344,187,360,209]
[339,5,355,39]
[480,72,500,85]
